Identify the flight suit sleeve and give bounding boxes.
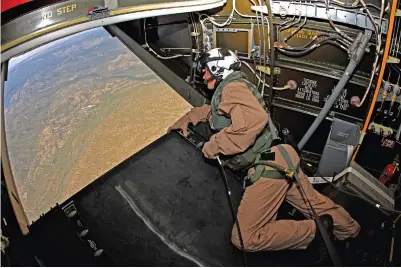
[186,104,211,125]
[203,82,268,157]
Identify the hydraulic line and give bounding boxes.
[282,33,350,51]
[264,0,276,110]
[280,13,302,32]
[283,16,307,43]
[279,15,296,27]
[298,31,371,150]
[259,1,268,97]
[278,38,348,56]
[281,36,346,50]
[255,8,263,90]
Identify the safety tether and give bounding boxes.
[276,145,343,267]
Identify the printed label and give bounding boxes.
[295,78,320,103]
[324,88,350,111]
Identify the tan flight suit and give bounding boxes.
[185,81,360,251]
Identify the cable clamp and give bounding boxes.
[251,6,268,14]
[285,169,295,178]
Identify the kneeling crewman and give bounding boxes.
[169,48,360,255]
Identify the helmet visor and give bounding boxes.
[196,51,224,74]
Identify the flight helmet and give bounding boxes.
[197,48,241,88]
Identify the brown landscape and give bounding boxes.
[65,82,191,200]
[4,28,192,222]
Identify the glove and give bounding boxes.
[202,141,217,159]
[168,114,191,137]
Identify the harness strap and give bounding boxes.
[246,156,299,187]
[276,145,343,267]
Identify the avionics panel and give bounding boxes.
[214,27,252,57]
[276,66,371,120]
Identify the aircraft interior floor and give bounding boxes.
[27,131,400,266]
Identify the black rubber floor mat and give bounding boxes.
[73,132,244,266]
[65,131,397,267]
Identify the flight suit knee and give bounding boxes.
[231,224,276,252]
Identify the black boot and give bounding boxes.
[307,214,334,265]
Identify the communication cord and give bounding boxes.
[216,156,248,267]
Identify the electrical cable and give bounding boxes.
[283,16,307,42]
[390,15,400,56]
[366,3,384,10]
[241,61,290,90]
[279,15,296,28]
[200,0,235,27]
[336,37,352,49]
[280,12,302,32]
[143,19,191,59]
[325,0,354,42]
[307,0,382,10]
[281,35,347,51]
[355,64,378,107]
[282,33,350,51]
[216,156,248,267]
[393,15,401,56]
[278,39,348,56]
[354,0,385,108]
[359,0,379,38]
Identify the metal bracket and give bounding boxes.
[369,122,394,137]
[387,56,400,64]
[256,65,281,75]
[252,1,388,34]
[61,200,105,259]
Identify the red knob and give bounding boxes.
[286,80,298,90]
[350,96,361,107]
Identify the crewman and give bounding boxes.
[169,48,360,257]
